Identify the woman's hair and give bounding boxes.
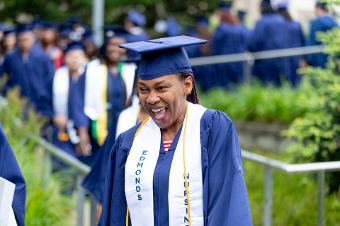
[277,8,292,21]
[180,73,199,104]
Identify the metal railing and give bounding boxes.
[32,137,97,226]
[190,45,324,82]
[242,150,340,226]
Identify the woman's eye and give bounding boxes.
[157,86,167,92]
[139,87,148,94]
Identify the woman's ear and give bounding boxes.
[183,75,193,96]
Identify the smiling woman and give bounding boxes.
[99,35,253,226]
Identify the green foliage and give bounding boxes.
[0,0,219,27]
[285,4,340,192]
[199,83,308,124]
[0,89,74,226]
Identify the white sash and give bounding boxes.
[52,66,69,117]
[53,65,86,118]
[84,59,105,120]
[120,63,137,102]
[125,103,206,226]
[84,60,136,120]
[115,95,140,139]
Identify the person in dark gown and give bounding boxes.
[99,35,252,226]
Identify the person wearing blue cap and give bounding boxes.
[276,3,305,87]
[211,1,249,88]
[0,26,16,80]
[41,22,63,69]
[99,35,252,226]
[51,41,92,168]
[125,10,150,42]
[185,16,216,91]
[84,25,136,147]
[306,1,338,68]
[0,125,26,226]
[1,23,54,117]
[248,0,288,86]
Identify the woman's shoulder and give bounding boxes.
[115,122,142,150]
[201,107,234,130]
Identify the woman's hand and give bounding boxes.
[76,127,92,156]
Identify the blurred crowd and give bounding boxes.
[0,0,338,202]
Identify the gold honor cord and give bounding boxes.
[125,102,192,226]
[126,117,151,226]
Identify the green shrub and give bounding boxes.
[285,4,340,193]
[0,89,74,226]
[199,83,308,124]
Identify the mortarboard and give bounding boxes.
[31,19,44,29]
[195,16,209,27]
[128,10,146,27]
[2,26,16,36]
[16,23,33,34]
[218,1,233,10]
[64,41,86,53]
[58,24,73,38]
[316,1,328,10]
[119,35,207,80]
[103,25,131,41]
[42,21,57,30]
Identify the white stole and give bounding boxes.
[52,66,69,117]
[84,60,137,120]
[53,65,86,118]
[115,95,140,139]
[125,103,206,226]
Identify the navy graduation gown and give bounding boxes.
[283,20,305,87]
[248,14,288,86]
[51,71,89,167]
[2,46,54,116]
[211,23,249,87]
[306,15,338,68]
[106,70,126,132]
[99,109,252,226]
[82,125,117,203]
[0,126,26,226]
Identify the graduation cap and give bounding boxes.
[58,24,73,38]
[31,19,44,29]
[42,21,57,30]
[16,23,33,34]
[64,41,86,53]
[218,1,233,10]
[127,10,146,27]
[316,1,328,10]
[119,35,207,80]
[103,25,131,42]
[2,26,16,36]
[195,16,209,27]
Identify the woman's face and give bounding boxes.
[138,74,193,130]
[106,37,127,63]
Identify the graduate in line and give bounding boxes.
[248,0,288,86]
[51,41,91,167]
[100,35,252,226]
[211,1,249,87]
[276,2,305,87]
[1,23,54,117]
[306,1,338,68]
[84,26,136,154]
[0,125,26,226]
